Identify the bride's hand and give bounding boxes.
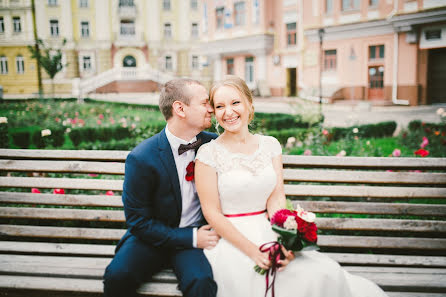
[251,248,271,271]
[278,245,295,272]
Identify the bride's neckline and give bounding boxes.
[213,134,263,157]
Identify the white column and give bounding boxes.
[213,55,222,81]
[178,0,188,42]
[61,0,73,41]
[147,0,160,42]
[95,0,110,42]
[255,51,267,81]
[35,0,46,39]
[26,9,33,40]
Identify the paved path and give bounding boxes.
[88,93,446,130]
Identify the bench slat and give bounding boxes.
[0,177,123,191]
[0,192,123,207]
[387,293,446,297]
[0,149,129,161]
[0,160,124,174]
[285,184,446,198]
[282,155,446,170]
[2,207,444,233]
[0,275,181,296]
[283,169,446,185]
[1,192,443,216]
[1,225,445,250]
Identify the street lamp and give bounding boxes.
[318,28,325,113]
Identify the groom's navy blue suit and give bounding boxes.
[103,128,217,297]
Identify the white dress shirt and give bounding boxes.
[165,125,203,247]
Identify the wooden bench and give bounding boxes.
[0,149,445,297]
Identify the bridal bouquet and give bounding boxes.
[254,205,319,275]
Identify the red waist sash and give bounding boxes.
[224,209,266,218]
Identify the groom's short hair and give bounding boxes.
[159,78,203,120]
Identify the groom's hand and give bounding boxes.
[197,225,220,250]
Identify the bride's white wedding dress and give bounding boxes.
[196,135,388,297]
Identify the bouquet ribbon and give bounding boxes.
[259,241,283,297]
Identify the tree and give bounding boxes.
[28,39,67,98]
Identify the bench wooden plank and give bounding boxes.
[0,160,124,174]
[283,169,446,185]
[0,177,123,191]
[1,192,444,216]
[2,207,444,233]
[0,275,182,296]
[2,225,445,250]
[282,155,446,170]
[1,242,445,267]
[285,184,446,198]
[0,149,129,161]
[387,293,446,297]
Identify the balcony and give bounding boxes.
[118,5,137,18]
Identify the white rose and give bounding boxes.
[0,117,8,124]
[283,216,298,230]
[436,108,445,115]
[41,129,51,137]
[352,128,359,133]
[295,204,316,223]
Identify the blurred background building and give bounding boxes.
[0,0,445,105]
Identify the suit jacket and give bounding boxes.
[118,128,217,250]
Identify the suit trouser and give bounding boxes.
[103,235,217,297]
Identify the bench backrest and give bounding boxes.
[0,149,445,263]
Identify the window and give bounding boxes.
[191,23,198,38]
[0,17,4,33]
[425,29,441,40]
[226,58,234,75]
[165,56,172,71]
[369,0,378,7]
[123,55,136,67]
[192,55,199,70]
[324,50,337,71]
[286,22,296,46]
[253,0,260,24]
[79,0,88,8]
[50,20,59,37]
[164,23,172,38]
[369,45,384,60]
[81,21,89,37]
[190,0,198,10]
[15,55,24,74]
[119,0,134,6]
[245,57,254,83]
[342,0,360,11]
[216,7,224,29]
[13,17,21,33]
[82,56,91,71]
[163,0,170,11]
[48,0,57,6]
[0,56,8,74]
[234,2,245,26]
[326,0,333,14]
[120,20,135,35]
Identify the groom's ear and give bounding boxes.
[172,101,186,119]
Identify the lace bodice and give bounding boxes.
[196,135,282,215]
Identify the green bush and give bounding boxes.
[78,138,138,150]
[330,121,397,141]
[266,128,313,145]
[32,130,50,148]
[69,129,82,146]
[12,131,31,148]
[0,122,8,148]
[51,127,65,147]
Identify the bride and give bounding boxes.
[194,75,388,297]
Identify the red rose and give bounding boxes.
[185,161,195,182]
[31,188,41,194]
[303,223,318,243]
[53,188,65,194]
[414,149,429,157]
[270,209,295,227]
[295,215,309,233]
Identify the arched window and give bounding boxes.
[123,55,136,67]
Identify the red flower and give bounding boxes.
[303,223,318,243]
[53,188,65,194]
[270,209,295,227]
[31,188,41,194]
[185,161,195,182]
[105,190,114,196]
[295,215,309,233]
[414,149,429,157]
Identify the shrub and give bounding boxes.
[266,128,313,145]
[330,121,397,141]
[0,122,8,148]
[51,127,65,147]
[12,131,31,148]
[69,129,82,146]
[32,130,52,148]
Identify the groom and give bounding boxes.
[103,79,219,297]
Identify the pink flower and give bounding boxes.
[420,137,429,149]
[75,111,79,116]
[55,117,61,123]
[270,209,295,227]
[105,190,114,196]
[322,129,329,136]
[31,188,41,194]
[392,149,401,157]
[414,149,429,157]
[99,114,104,120]
[303,149,312,156]
[97,120,102,125]
[53,188,65,194]
[88,173,98,177]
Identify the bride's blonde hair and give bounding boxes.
[209,75,255,123]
